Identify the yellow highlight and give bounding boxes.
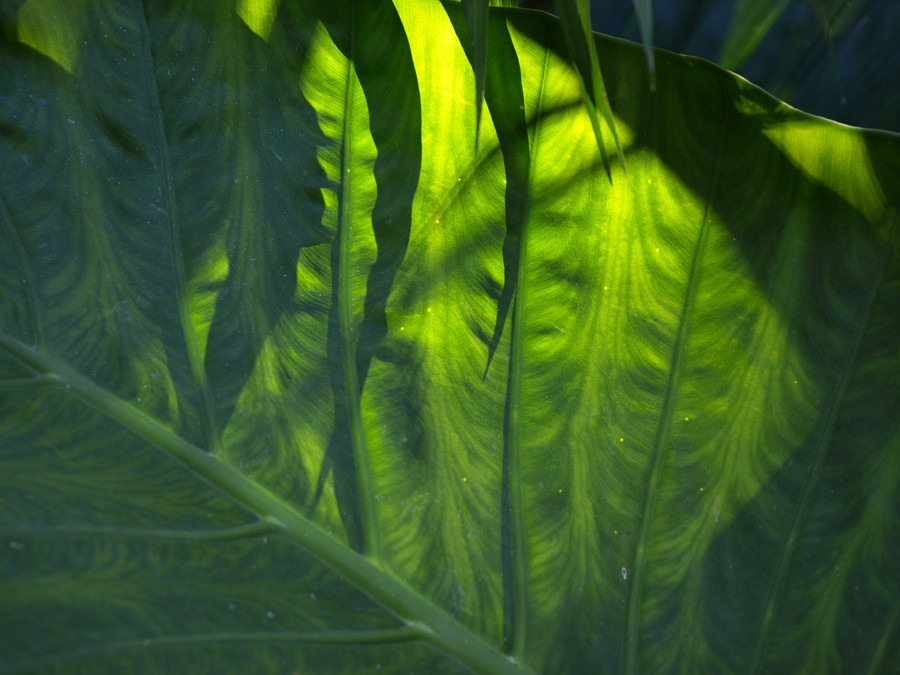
[764,120,885,223]
[237,0,279,40]
[18,0,81,75]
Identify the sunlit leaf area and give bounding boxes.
[1,1,898,673]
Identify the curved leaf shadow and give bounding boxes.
[191,11,329,442]
[439,4,899,669]
[313,0,422,552]
[448,9,531,384]
[446,7,537,655]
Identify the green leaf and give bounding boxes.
[718,0,793,70]
[808,0,846,103]
[553,0,627,176]
[460,0,489,154]
[627,0,897,131]
[630,0,655,88]
[2,1,899,673]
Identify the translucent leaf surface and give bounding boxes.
[1,1,899,673]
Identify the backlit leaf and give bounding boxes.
[1,1,898,673]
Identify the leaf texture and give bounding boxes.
[1,1,899,673]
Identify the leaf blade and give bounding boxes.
[554,0,627,176]
[1,2,899,673]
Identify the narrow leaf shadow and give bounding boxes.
[314,0,422,553]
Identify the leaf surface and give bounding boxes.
[1,1,899,673]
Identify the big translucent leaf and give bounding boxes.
[1,0,898,673]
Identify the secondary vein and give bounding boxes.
[747,214,899,675]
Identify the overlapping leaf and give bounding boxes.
[1,1,899,673]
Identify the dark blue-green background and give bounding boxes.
[522,0,899,131]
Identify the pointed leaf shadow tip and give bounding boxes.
[482,281,515,382]
[475,103,484,157]
[602,157,613,184]
[481,354,493,383]
[308,455,333,516]
[481,328,503,381]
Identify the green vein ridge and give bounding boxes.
[747,216,900,675]
[504,248,529,664]
[0,519,277,543]
[503,38,553,664]
[0,332,528,675]
[0,626,430,675]
[337,45,379,560]
[0,374,60,389]
[135,6,220,455]
[623,101,730,675]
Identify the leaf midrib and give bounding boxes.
[622,77,731,675]
[0,332,528,675]
[503,30,554,665]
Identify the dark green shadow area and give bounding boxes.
[181,8,329,445]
